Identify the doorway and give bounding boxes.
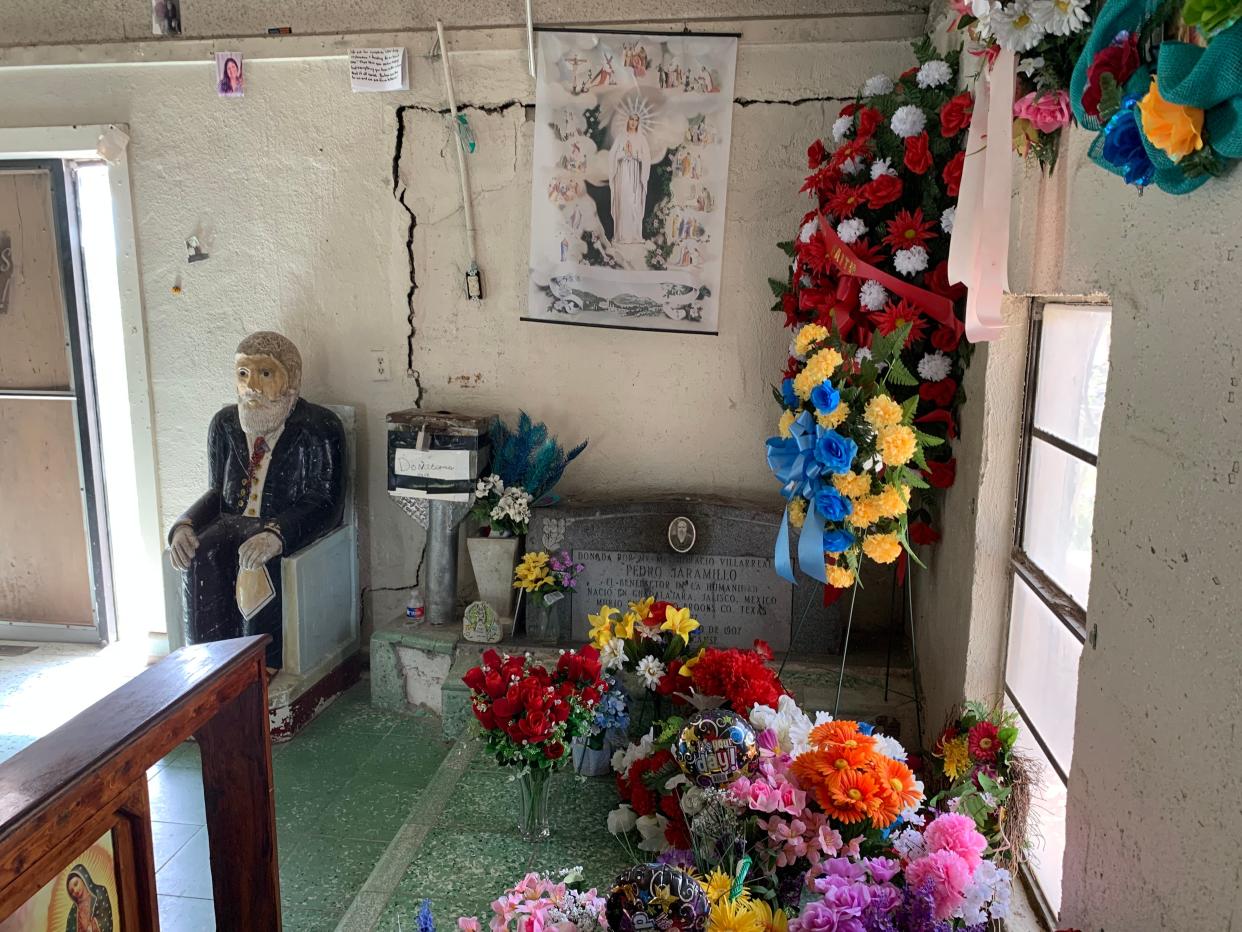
[0,161,112,642]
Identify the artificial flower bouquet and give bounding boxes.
[588,598,705,697]
[471,412,588,536]
[514,550,584,606]
[773,40,973,578]
[454,868,608,932]
[948,0,1093,167]
[768,321,947,589]
[462,646,605,769]
[928,702,1032,866]
[1069,0,1240,194]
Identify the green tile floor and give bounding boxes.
[149,680,634,932]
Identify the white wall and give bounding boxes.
[917,120,1242,926]
[0,18,921,627]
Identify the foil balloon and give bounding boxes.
[672,709,760,788]
[605,863,709,932]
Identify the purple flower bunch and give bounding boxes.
[548,550,584,592]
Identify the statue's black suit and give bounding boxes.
[173,398,345,668]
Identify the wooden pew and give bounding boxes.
[0,635,280,930]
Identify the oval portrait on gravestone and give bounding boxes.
[668,516,696,554]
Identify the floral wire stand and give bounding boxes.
[778,573,925,751]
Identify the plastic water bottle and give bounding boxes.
[406,587,425,621]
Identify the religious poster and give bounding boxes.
[524,29,738,335]
[0,831,118,931]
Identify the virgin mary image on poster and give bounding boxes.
[525,30,738,335]
[610,106,651,244]
[0,832,118,932]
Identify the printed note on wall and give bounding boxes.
[349,48,408,92]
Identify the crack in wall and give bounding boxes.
[390,92,844,410]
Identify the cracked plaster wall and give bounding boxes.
[0,22,920,630]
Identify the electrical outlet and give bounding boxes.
[372,351,391,381]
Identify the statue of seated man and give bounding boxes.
[169,331,345,672]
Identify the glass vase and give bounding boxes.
[527,592,569,644]
[514,767,553,841]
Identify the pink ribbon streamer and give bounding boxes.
[947,47,1015,342]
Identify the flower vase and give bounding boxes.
[514,768,553,841]
[570,735,613,777]
[526,592,569,644]
[467,536,521,620]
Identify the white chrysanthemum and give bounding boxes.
[841,156,865,175]
[940,206,956,235]
[607,803,638,835]
[918,351,953,382]
[836,218,867,244]
[916,60,953,89]
[872,732,908,762]
[1031,0,1090,36]
[831,115,853,143]
[989,0,1046,51]
[636,655,666,688]
[799,216,819,243]
[862,73,895,97]
[859,280,889,311]
[890,104,927,139]
[870,157,897,180]
[1017,55,1046,76]
[600,638,625,671]
[893,245,929,276]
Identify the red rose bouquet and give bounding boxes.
[462,646,605,769]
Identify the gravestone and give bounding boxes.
[525,498,844,653]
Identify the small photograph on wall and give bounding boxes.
[524,29,739,335]
[216,52,244,98]
[151,0,181,36]
[0,830,118,931]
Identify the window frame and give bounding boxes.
[1005,297,1110,923]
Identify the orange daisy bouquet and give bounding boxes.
[790,719,923,839]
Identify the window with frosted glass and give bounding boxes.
[1005,301,1109,922]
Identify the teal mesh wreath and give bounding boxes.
[1070,0,1242,193]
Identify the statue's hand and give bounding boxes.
[169,525,199,570]
[238,531,283,571]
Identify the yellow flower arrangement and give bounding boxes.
[661,606,701,640]
[628,596,654,620]
[747,899,789,932]
[777,409,796,440]
[1138,78,1204,162]
[816,401,849,430]
[707,899,764,932]
[793,323,829,356]
[826,563,855,588]
[793,347,845,400]
[788,497,807,529]
[941,734,971,780]
[871,485,908,520]
[679,646,705,677]
[877,425,917,467]
[614,611,638,640]
[832,471,872,499]
[864,394,903,429]
[847,497,878,530]
[700,869,741,906]
[862,533,902,565]
[512,552,552,592]
[587,605,619,648]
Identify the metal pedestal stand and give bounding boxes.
[389,496,471,626]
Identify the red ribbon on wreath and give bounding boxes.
[814,213,964,343]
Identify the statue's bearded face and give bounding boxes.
[235,353,296,435]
